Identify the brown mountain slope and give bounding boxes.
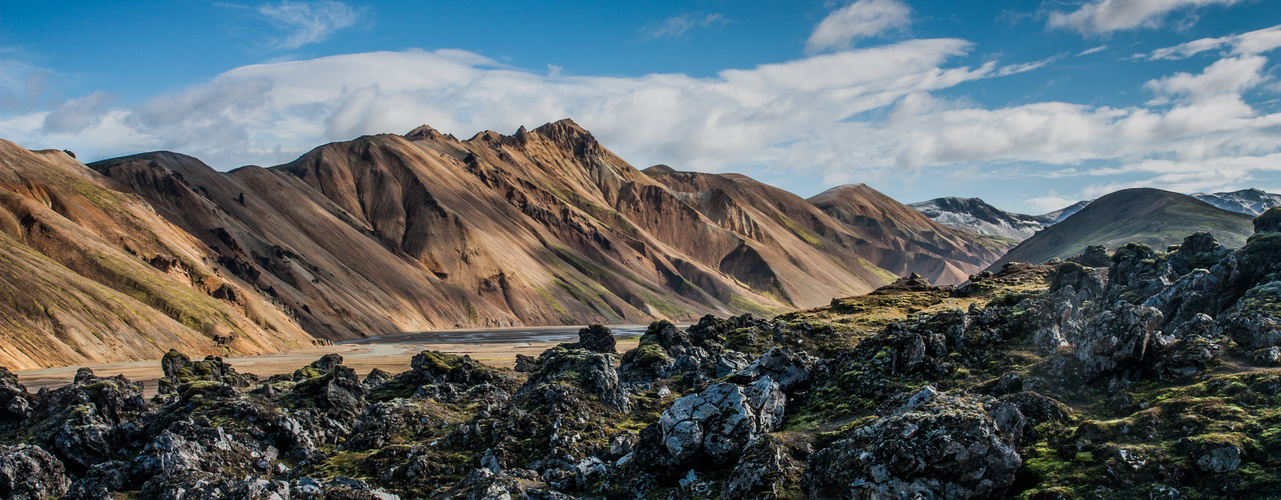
[1,119,1014,367]
[807,184,1016,284]
[0,140,315,369]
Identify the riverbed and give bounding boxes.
[15,325,651,396]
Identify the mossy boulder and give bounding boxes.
[1253,207,1281,234]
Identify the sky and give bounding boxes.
[1,0,1280,213]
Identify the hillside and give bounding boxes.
[6,212,1281,498]
[0,120,1013,368]
[990,187,1254,268]
[909,197,1088,240]
[0,140,315,370]
[804,183,1015,282]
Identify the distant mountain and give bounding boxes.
[0,119,1014,368]
[1191,188,1281,215]
[805,184,1015,284]
[988,188,1254,269]
[907,197,1088,241]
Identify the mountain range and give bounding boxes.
[912,189,1281,242]
[0,120,1011,368]
[1192,188,1281,215]
[908,197,1089,240]
[989,187,1255,269]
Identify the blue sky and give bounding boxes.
[1,0,1279,213]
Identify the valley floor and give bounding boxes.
[15,327,647,396]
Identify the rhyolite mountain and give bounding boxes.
[0,140,316,370]
[0,119,1012,368]
[909,197,1090,240]
[1192,188,1281,216]
[989,187,1254,268]
[8,209,1281,498]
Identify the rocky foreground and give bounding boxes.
[6,211,1281,499]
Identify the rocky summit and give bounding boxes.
[5,210,1281,498]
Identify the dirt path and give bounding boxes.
[16,326,647,396]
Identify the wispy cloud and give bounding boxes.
[1077,45,1108,56]
[806,0,912,54]
[0,58,49,112]
[641,12,727,40]
[256,0,363,50]
[1047,0,1241,35]
[1143,24,1281,60]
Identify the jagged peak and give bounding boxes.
[404,124,456,142]
[467,130,505,143]
[529,118,600,155]
[644,164,675,176]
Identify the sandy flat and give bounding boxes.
[15,326,648,396]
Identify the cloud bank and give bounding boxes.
[806,0,912,53]
[1047,0,1242,35]
[1,8,1280,210]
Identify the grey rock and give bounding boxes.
[0,444,70,500]
[732,347,814,392]
[1072,301,1163,380]
[804,392,1022,499]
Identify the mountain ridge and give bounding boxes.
[908,197,1089,240]
[989,187,1254,269]
[0,119,1016,368]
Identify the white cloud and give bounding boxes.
[0,41,1000,170]
[1077,45,1108,56]
[1026,194,1076,212]
[1144,24,1281,60]
[257,0,362,50]
[0,59,49,112]
[2,34,1281,213]
[1144,55,1268,103]
[641,13,727,40]
[1047,0,1241,35]
[41,91,115,134]
[806,0,911,53]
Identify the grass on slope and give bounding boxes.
[994,188,1253,267]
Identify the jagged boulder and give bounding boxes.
[1012,288,1086,352]
[561,324,617,354]
[803,390,1023,499]
[363,368,391,391]
[30,369,150,473]
[1184,436,1244,474]
[520,346,629,413]
[631,378,785,473]
[730,347,814,392]
[440,468,570,500]
[1072,301,1163,381]
[158,350,258,394]
[1050,261,1105,299]
[721,435,806,500]
[0,366,31,424]
[1254,207,1281,234]
[408,351,496,386]
[0,445,70,500]
[1217,281,1281,351]
[1152,313,1222,377]
[514,354,537,373]
[62,460,137,500]
[620,321,717,382]
[1069,244,1111,268]
[1166,232,1230,276]
[1107,243,1175,303]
